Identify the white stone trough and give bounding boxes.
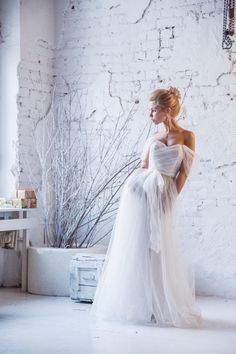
[28,245,107,296]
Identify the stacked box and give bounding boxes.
[0,198,14,208]
[16,190,36,199]
[0,190,37,209]
[15,189,37,208]
[12,198,37,208]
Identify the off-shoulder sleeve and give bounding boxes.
[182,145,199,176]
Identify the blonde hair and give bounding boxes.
[149,87,181,118]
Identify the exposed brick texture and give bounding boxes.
[16,0,236,298]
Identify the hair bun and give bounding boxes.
[169,87,181,100]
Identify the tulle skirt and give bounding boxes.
[90,167,202,328]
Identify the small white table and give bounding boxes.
[0,208,36,291]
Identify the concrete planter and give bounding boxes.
[28,245,107,296]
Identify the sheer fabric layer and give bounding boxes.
[90,134,202,328]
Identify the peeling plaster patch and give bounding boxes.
[157,27,175,59]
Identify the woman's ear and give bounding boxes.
[166,107,171,115]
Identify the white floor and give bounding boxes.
[0,289,236,354]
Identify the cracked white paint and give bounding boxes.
[14,0,236,298]
[104,0,153,23]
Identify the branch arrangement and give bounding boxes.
[23,82,148,248]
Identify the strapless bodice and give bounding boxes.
[141,135,197,178]
[149,140,184,177]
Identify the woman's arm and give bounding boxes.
[175,131,195,194]
[141,151,149,168]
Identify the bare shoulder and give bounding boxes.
[183,130,195,151]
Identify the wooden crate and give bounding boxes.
[70,253,106,302]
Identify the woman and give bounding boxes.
[90,87,203,328]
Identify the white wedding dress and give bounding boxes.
[90,132,203,328]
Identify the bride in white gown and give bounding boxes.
[90,87,203,328]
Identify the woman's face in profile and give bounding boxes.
[149,103,167,125]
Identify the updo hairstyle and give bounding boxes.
[149,87,181,117]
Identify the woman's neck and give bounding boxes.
[164,120,183,133]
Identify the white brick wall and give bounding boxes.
[16,0,236,298]
[17,45,54,189]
